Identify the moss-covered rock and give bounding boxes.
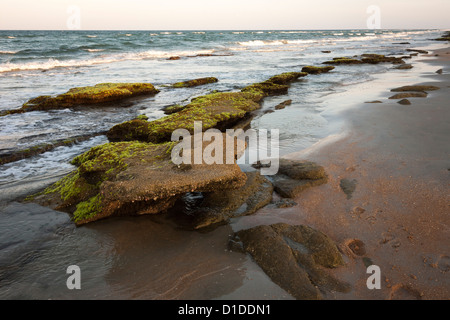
[108,71,305,143]
[172,77,218,88]
[267,72,307,84]
[7,83,159,114]
[162,104,187,115]
[107,91,263,143]
[241,81,290,96]
[32,137,247,225]
[232,223,350,300]
[301,65,335,74]
[323,57,363,65]
[360,54,405,64]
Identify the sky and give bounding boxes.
[0,0,449,30]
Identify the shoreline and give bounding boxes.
[0,38,448,300]
[232,45,449,299]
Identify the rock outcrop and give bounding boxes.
[267,159,328,198]
[301,65,335,74]
[2,83,159,116]
[391,85,440,92]
[389,92,427,99]
[107,72,306,144]
[191,171,273,229]
[231,223,351,300]
[172,77,218,88]
[31,136,247,225]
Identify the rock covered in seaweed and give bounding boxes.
[323,57,363,65]
[172,77,218,88]
[301,65,335,74]
[7,83,159,115]
[31,136,247,225]
[107,71,305,143]
[107,91,263,143]
[231,223,350,300]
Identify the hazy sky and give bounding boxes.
[1,0,449,30]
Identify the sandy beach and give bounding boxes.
[232,46,450,300]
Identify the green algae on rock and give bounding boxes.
[323,57,363,65]
[5,83,159,115]
[162,104,187,115]
[360,54,405,64]
[107,71,305,143]
[32,138,247,225]
[301,65,335,74]
[107,91,263,143]
[172,77,218,88]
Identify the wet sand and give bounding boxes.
[233,47,450,299]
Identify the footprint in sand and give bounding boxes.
[340,178,357,199]
[346,239,366,256]
[388,284,423,300]
[380,232,401,248]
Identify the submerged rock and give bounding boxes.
[31,136,247,225]
[274,99,292,110]
[4,83,159,115]
[365,100,383,104]
[301,65,335,74]
[360,54,405,64]
[406,49,428,54]
[435,31,450,41]
[172,77,218,88]
[232,223,350,300]
[323,57,363,65]
[107,91,263,143]
[394,64,413,70]
[192,171,273,229]
[391,85,440,92]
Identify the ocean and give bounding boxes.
[0,29,444,299]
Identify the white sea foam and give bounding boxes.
[0,49,216,73]
[84,49,105,52]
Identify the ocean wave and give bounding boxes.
[84,49,105,52]
[237,39,317,47]
[0,49,216,73]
